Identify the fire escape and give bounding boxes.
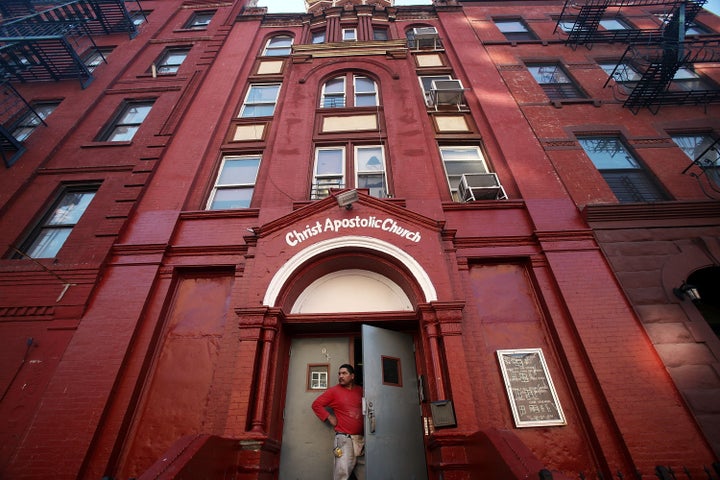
[555,0,720,114]
[0,0,142,166]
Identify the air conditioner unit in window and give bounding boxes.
[458,173,507,201]
[430,79,465,108]
[412,27,439,40]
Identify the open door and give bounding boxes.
[362,324,428,480]
[278,337,351,480]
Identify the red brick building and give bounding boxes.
[0,0,718,478]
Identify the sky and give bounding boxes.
[259,0,720,16]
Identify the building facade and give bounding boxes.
[0,0,718,479]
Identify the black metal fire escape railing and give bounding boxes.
[555,0,707,47]
[609,36,720,113]
[555,0,720,113]
[0,0,141,89]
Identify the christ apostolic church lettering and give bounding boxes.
[285,216,422,246]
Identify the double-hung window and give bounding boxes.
[578,137,667,202]
[311,145,387,199]
[207,155,261,209]
[240,84,281,117]
[671,134,719,169]
[320,75,377,108]
[670,67,716,92]
[154,47,190,75]
[439,146,490,201]
[599,18,631,30]
[17,186,97,258]
[83,47,114,72]
[342,28,357,41]
[98,100,154,142]
[599,61,641,87]
[9,101,59,142]
[527,63,585,100]
[263,36,293,56]
[311,30,326,44]
[185,10,214,30]
[495,19,537,41]
[418,75,452,106]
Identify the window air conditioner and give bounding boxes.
[430,79,465,107]
[458,173,507,201]
[412,27,439,40]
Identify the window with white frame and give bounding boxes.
[239,84,281,117]
[153,47,190,75]
[311,145,387,199]
[206,155,261,210]
[320,74,378,108]
[439,146,490,201]
[671,133,719,168]
[578,137,667,202]
[263,35,293,56]
[418,74,452,106]
[527,63,585,100]
[342,28,357,41]
[97,99,155,142]
[16,186,98,258]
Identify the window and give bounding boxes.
[599,18,631,30]
[320,74,378,108]
[311,145,387,199]
[373,27,389,41]
[670,67,716,92]
[184,10,214,30]
[17,186,97,258]
[206,155,261,209]
[578,137,667,202]
[153,47,190,75]
[311,29,326,44]
[83,47,113,72]
[494,19,537,41]
[98,100,154,142]
[527,64,585,100]
[9,101,59,142]
[263,35,293,56]
[130,10,150,26]
[654,13,711,35]
[599,61,641,86]
[672,134,719,168]
[418,74,452,106]
[439,146,490,201]
[342,28,357,41]
[239,84,281,117]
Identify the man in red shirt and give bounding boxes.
[312,364,365,480]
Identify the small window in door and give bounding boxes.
[381,356,402,387]
[308,364,329,390]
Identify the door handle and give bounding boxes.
[367,400,376,433]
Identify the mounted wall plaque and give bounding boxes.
[496,348,566,428]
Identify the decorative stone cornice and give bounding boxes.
[292,39,407,59]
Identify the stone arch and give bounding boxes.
[263,235,437,310]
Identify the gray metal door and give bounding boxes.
[279,337,351,480]
[362,324,428,480]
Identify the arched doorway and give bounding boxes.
[275,247,430,480]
